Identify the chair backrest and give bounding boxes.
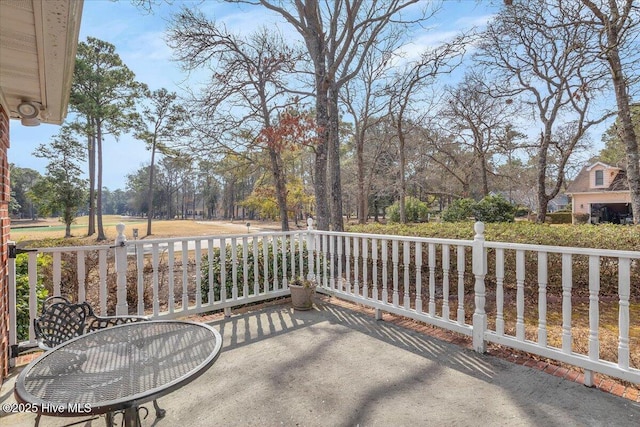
[34,296,93,349]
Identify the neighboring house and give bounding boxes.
[548,194,569,213]
[565,161,632,224]
[0,0,82,384]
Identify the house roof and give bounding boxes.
[566,164,629,195]
[0,0,83,125]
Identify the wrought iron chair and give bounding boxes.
[34,296,149,350]
[33,296,166,425]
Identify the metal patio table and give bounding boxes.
[14,320,223,427]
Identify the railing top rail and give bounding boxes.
[126,230,307,245]
[27,244,112,254]
[485,240,640,259]
[308,229,474,247]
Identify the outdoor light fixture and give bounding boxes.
[17,101,41,126]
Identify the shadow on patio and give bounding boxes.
[2,297,639,426]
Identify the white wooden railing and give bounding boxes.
[8,222,639,386]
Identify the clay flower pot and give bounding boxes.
[289,278,316,311]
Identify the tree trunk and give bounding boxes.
[96,124,106,241]
[398,129,407,224]
[87,130,95,236]
[605,20,640,223]
[268,147,289,231]
[146,140,156,236]
[479,152,490,197]
[356,128,366,224]
[64,207,72,238]
[536,134,549,224]
[314,85,330,231]
[328,85,344,231]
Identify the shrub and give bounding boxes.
[386,197,430,223]
[346,221,640,297]
[441,198,475,222]
[472,194,516,223]
[547,211,573,224]
[573,213,590,224]
[442,195,516,223]
[200,239,309,304]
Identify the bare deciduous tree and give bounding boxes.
[228,0,430,231]
[443,71,519,197]
[386,36,467,222]
[578,0,640,223]
[169,12,307,230]
[478,0,612,222]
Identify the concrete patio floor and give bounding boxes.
[2,298,639,427]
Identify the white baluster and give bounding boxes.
[495,249,505,335]
[315,234,321,286]
[561,253,572,353]
[182,240,189,310]
[354,237,360,296]
[428,243,436,316]
[456,246,465,325]
[272,234,278,291]
[77,250,86,303]
[337,235,343,292]
[515,250,525,341]
[114,223,128,315]
[99,250,107,315]
[152,243,160,316]
[322,234,329,289]
[194,240,202,309]
[206,240,214,305]
[298,232,304,279]
[262,236,269,292]
[403,241,410,309]
[282,235,288,287]
[372,238,379,301]
[381,239,388,304]
[53,252,61,296]
[537,251,548,346]
[290,234,296,280]
[136,247,144,314]
[253,237,259,295]
[442,244,450,320]
[330,234,336,290]
[220,238,227,301]
[243,237,249,297]
[231,237,238,299]
[362,238,369,299]
[168,243,176,312]
[392,240,399,307]
[345,236,351,293]
[618,258,630,370]
[415,242,423,313]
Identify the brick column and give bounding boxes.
[0,106,10,384]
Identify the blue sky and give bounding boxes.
[9,0,501,190]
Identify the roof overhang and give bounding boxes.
[0,0,83,125]
[566,190,630,196]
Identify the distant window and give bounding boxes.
[595,170,604,186]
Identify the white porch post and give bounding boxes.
[306,216,315,281]
[115,223,129,315]
[472,221,487,353]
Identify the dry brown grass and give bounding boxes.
[10,215,282,244]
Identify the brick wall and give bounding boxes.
[0,106,9,385]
